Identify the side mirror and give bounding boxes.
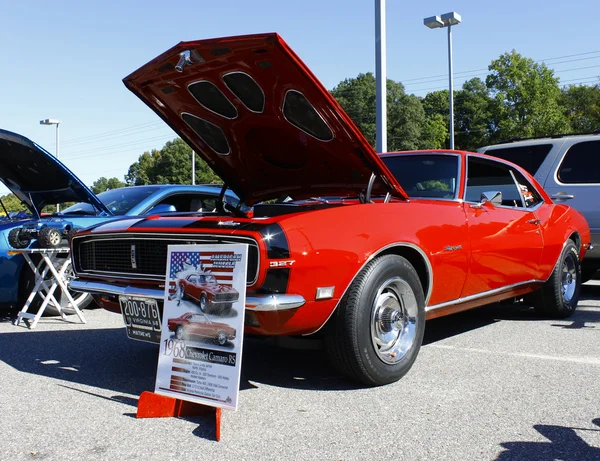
[147,204,177,214]
[481,191,502,205]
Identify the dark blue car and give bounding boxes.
[0,129,241,314]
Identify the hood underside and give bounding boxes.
[0,129,110,215]
[123,33,407,205]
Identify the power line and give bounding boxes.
[60,121,164,146]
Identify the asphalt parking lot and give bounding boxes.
[1,283,599,461]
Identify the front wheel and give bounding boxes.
[533,241,581,318]
[324,254,426,386]
[216,331,227,346]
[38,227,62,248]
[175,325,184,340]
[199,293,208,312]
[8,228,31,249]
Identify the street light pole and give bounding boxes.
[423,12,462,150]
[375,0,387,153]
[40,118,61,212]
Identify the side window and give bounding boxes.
[511,169,543,208]
[558,141,600,184]
[465,157,523,207]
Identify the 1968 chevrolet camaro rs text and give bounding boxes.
[70,33,592,386]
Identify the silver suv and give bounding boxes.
[479,133,599,282]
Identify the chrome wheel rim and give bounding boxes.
[561,253,577,303]
[200,295,207,311]
[217,332,226,345]
[370,277,418,364]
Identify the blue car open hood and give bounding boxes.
[0,129,111,217]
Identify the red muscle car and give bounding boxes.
[168,312,236,345]
[70,33,592,386]
[175,271,239,314]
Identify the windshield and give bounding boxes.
[382,154,459,199]
[61,186,160,216]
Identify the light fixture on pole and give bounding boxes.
[40,118,61,212]
[423,12,462,150]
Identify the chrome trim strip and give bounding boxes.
[72,233,260,285]
[69,281,305,312]
[305,242,434,336]
[246,295,306,311]
[426,279,544,312]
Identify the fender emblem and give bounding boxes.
[131,244,137,269]
[270,260,296,268]
[218,220,241,227]
[443,245,462,252]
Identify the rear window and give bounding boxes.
[484,144,552,175]
[382,154,458,199]
[558,140,600,183]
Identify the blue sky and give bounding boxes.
[1,0,599,195]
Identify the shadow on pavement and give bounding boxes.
[496,417,600,460]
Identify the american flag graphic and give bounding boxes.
[169,250,236,286]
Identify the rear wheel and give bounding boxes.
[199,293,208,312]
[324,254,426,386]
[8,228,31,249]
[533,241,581,318]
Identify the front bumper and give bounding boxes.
[69,280,306,312]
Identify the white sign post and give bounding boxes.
[154,244,247,411]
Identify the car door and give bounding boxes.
[461,156,544,298]
[543,139,600,254]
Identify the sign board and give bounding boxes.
[154,244,247,410]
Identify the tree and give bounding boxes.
[0,193,28,213]
[486,50,569,141]
[331,72,432,151]
[454,78,494,151]
[559,83,600,133]
[91,177,126,194]
[125,138,222,186]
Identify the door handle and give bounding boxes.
[551,193,574,200]
[527,219,541,225]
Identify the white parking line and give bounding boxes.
[428,344,600,365]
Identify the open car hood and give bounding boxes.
[0,129,111,216]
[123,33,407,205]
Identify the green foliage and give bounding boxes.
[0,193,28,213]
[125,138,222,186]
[91,177,126,194]
[559,83,600,132]
[454,78,494,150]
[486,50,569,140]
[331,73,432,152]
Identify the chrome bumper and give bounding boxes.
[69,280,306,312]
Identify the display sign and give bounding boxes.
[154,244,247,410]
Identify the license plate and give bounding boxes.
[119,296,162,344]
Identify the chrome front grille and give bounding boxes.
[72,234,259,285]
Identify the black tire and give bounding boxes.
[324,254,426,386]
[175,325,184,340]
[199,293,208,312]
[179,283,186,301]
[532,241,581,318]
[38,227,62,248]
[8,228,31,249]
[216,331,227,346]
[581,267,598,284]
[17,256,93,316]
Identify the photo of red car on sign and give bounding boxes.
[167,311,236,346]
[170,270,239,315]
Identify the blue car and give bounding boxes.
[0,129,241,314]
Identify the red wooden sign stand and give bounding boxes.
[136,391,222,441]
